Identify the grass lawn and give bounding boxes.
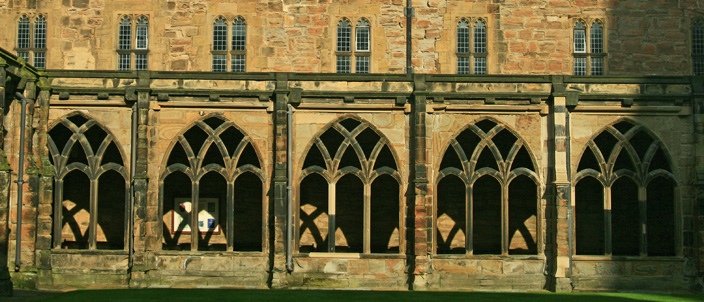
[41,289,704,302]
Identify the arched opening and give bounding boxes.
[575,176,604,255]
[198,172,227,251]
[647,177,675,256]
[436,175,466,254]
[508,175,537,255]
[299,174,329,252]
[162,171,192,250]
[96,170,126,249]
[611,177,639,256]
[61,170,90,249]
[473,175,501,254]
[335,174,363,253]
[370,174,400,253]
[233,172,263,251]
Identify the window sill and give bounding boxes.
[432,254,545,261]
[51,249,128,255]
[295,252,405,259]
[155,250,266,257]
[572,255,684,262]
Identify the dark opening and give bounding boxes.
[167,143,190,167]
[611,177,639,256]
[612,121,634,134]
[236,143,261,168]
[455,129,481,160]
[183,125,208,155]
[476,147,499,171]
[198,172,227,251]
[649,147,671,173]
[339,145,361,170]
[594,131,618,160]
[510,146,534,171]
[577,147,600,172]
[233,172,263,251]
[67,142,88,166]
[96,170,125,249]
[67,114,88,127]
[630,129,655,161]
[476,119,496,133]
[440,144,462,171]
[202,143,226,168]
[613,148,635,172]
[203,116,225,130]
[373,145,397,170]
[493,129,517,161]
[219,126,245,158]
[303,145,327,169]
[575,176,605,255]
[356,127,380,159]
[162,172,192,250]
[647,177,675,256]
[508,175,537,255]
[436,175,466,254]
[48,123,72,152]
[61,170,90,249]
[335,174,363,252]
[100,142,124,166]
[84,125,107,153]
[320,127,345,158]
[339,118,361,132]
[299,174,328,252]
[473,175,501,254]
[370,174,399,253]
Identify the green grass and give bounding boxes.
[41,289,704,302]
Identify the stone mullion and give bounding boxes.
[604,186,612,256]
[328,182,336,253]
[88,179,99,250]
[52,179,63,249]
[270,73,289,288]
[638,186,647,257]
[226,181,234,252]
[501,183,509,256]
[363,182,371,254]
[190,181,199,251]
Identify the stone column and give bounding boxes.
[692,76,704,291]
[546,76,575,292]
[410,74,431,290]
[270,73,289,288]
[129,71,152,288]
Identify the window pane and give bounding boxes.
[17,52,29,62]
[694,23,704,55]
[574,57,586,75]
[136,17,148,50]
[474,20,486,53]
[356,19,369,52]
[119,17,132,50]
[33,52,46,69]
[457,56,469,74]
[118,53,131,70]
[474,57,487,75]
[212,54,227,72]
[17,17,30,49]
[34,16,47,49]
[135,53,147,70]
[591,57,603,75]
[574,21,586,53]
[337,19,351,52]
[355,55,369,73]
[694,57,704,75]
[232,54,246,72]
[457,20,469,53]
[213,18,227,51]
[590,22,603,54]
[232,18,246,51]
[336,55,350,73]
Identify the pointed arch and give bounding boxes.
[160,114,265,251]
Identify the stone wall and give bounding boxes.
[0,0,702,75]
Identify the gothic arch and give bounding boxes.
[160,114,265,251]
[297,115,402,254]
[435,117,540,255]
[47,112,129,250]
[574,119,678,256]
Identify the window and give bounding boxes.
[47,113,128,250]
[575,121,676,257]
[573,20,605,75]
[336,18,371,73]
[436,119,538,255]
[16,15,47,69]
[117,16,149,71]
[456,18,488,75]
[299,117,401,253]
[161,116,264,251]
[693,21,704,75]
[211,17,247,72]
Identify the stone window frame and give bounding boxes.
[116,14,150,71]
[296,116,403,254]
[15,13,47,69]
[573,120,680,258]
[158,115,267,252]
[336,18,371,74]
[572,18,607,76]
[692,18,704,75]
[47,112,130,250]
[456,17,488,75]
[211,16,248,73]
[433,118,541,256]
